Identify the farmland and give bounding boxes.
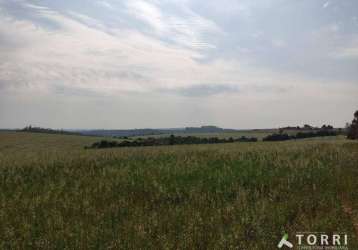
[131,129,278,140]
[0,131,358,249]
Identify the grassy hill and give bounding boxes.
[0,132,357,249]
[0,131,107,153]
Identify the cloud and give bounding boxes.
[0,3,206,94]
[323,1,331,9]
[1,0,358,129]
[159,82,290,97]
[124,0,221,49]
[0,1,283,97]
[96,0,114,10]
[331,47,358,59]
[271,39,287,48]
[330,35,358,59]
[67,11,107,30]
[160,84,240,97]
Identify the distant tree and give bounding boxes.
[263,130,337,142]
[169,134,175,145]
[321,124,333,130]
[347,110,358,140]
[87,134,258,149]
[303,124,312,130]
[263,133,291,141]
[19,126,78,135]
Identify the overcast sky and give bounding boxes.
[0,0,357,129]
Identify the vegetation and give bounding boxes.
[131,130,276,141]
[78,125,337,138]
[280,124,334,130]
[0,132,357,249]
[87,135,258,149]
[0,131,101,153]
[321,124,334,130]
[20,126,80,136]
[79,126,237,137]
[263,130,338,141]
[347,110,358,140]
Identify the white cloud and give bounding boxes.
[1,0,357,128]
[124,0,221,49]
[332,47,358,59]
[325,33,358,59]
[0,2,274,96]
[96,0,114,10]
[271,38,286,48]
[1,2,356,97]
[323,1,331,9]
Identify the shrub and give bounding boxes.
[347,110,358,140]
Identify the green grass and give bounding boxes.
[0,132,102,152]
[0,132,357,249]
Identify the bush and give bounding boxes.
[263,133,291,141]
[347,110,358,140]
[263,130,337,142]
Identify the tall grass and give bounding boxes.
[0,133,357,249]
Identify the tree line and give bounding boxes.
[86,135,258,149]
[87,128,344,149]
[347,110,358,140]
[262,130,338,142]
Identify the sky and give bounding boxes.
[0,0,357,129]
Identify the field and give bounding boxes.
[0,131,358,249]
[131,129,339,141]
[131,130,277,140]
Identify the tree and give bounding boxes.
[347,110,358,140]
[321,124,333,130]
[169,134,175,145]
[303,124,312,130]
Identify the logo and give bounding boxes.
[278,233,293,248]
[277,232,349,250]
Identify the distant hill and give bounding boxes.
[11,124,342,138]
[76,126,240,137]
[19,126,81,136]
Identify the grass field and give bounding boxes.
[0,132,358,249]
